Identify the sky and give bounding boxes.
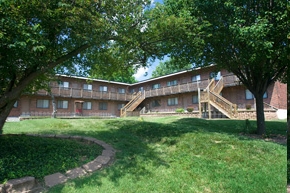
[133,0,164,81]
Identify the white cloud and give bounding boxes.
[134,67,149,81]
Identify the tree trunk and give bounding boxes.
[0,101,16,134]
[51,93,57,118]
[255,94,266,135]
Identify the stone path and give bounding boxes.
[0,134,116,193]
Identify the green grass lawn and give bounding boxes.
[2,117,287,193]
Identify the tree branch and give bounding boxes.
[0,43,91,108]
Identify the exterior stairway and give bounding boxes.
[120,91,145,117]
[200,77,238,119]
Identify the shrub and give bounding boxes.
[175,108,185,113]
[187,107,194,112]
[246,104,252,110]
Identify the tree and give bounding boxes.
[0,0,187,132]
[160,0,288,135]
[152,58,192,78]
[90,66,137,83]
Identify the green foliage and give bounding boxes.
[186,107,193,112]
[175,108,185,113]
[245,104,252,110]
[152,58,192,78]
[91,66,137,83]
[159,0,288,135]
[288,130,290,183]
[0,135,102,183]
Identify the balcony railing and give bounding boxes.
[34,74,240,100]
[36,87,133,101]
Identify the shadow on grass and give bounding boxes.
[43,117,287,192]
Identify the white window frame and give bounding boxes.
[99,102,108,110]
[210,71,221,80]
[192,75,201,82]
[152,100,161,107]
[83,102,92,110]
[59,81,69,89]
[83,84,92,91]
[167,97,178,106]
[100,86,108,92]
[167,80,177,87]
[245,89,268,100]
[37,99,49,108]
[13,101,18,108]
[152,83,161,89]
[118,88,125,94]
[192,95,199,104]
[118,104,125,110]
[57,100,68,109]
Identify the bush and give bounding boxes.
[187,107,194,112]
[175,108,185,113]
[246,104,251,110]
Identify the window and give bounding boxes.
[99,102,108,110]
[57,100,68,109]
[167,80,177,86]
[245,89,268,100]
[152,100,161,107]
[100,86,108,92]
[118,88,125,94]
[168,97,178,106]
[13,101,18,108]
[210,71,221,80]
[37,99,49,108]
[152,83,160,89]
[192,75,201,82]
[245,89,253,99]
[83,102,92,110]
[130,88,135,93]
[118,104,125,110]
[192,95,199,104]
[59,81,69,89]
[83,84,92,91]
[139,87,144,92]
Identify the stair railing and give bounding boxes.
[209,91,237,118]
[212,76,224,94]
[120,92,143,117]
[200,78,215,102]
[206,78,216,92]
[263,102,278,110]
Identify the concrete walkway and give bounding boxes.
[0,135,116,193]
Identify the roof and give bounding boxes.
[130,64,215,86]
[57,74,131,86]
[56,64,215,86]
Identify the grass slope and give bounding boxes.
[2,117,286,192]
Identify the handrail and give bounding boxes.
[206,78,216,91]
[209,91,237,118]
[120,91,143,117]
[36,86,133,101]
[35,74,240,101]
[122,92,141,109]
[263,102,279,110]
[212,76,224,94]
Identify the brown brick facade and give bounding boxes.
[9,66,287,120]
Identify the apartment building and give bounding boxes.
[9,65,287,120]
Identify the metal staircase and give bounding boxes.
[200,77,238,119]
[120,91,145,117]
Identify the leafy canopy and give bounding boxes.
[152,58,192,78]
[160,0,288,135]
